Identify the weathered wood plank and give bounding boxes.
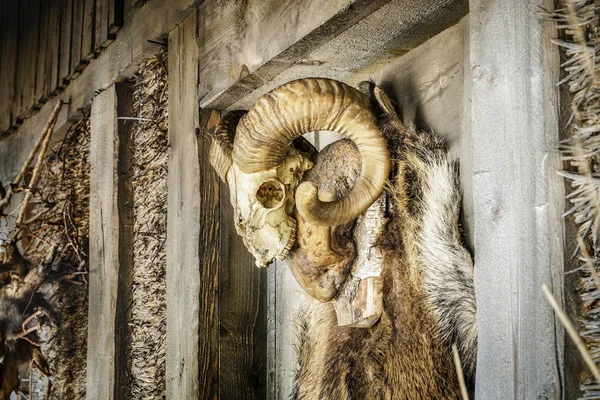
[59,0,74,87]
[87,84,120,400]
[219,152,268,399]
[108,0,124,35]
[114,83,135,400]
[197,0,392,108]
[35,0,49,106]
[0,0,18,132]
[199,0,468,110]
[469,0,565,398]
[94,0,110,51]
[82,0,95,60]
[49,1,62,96]
[71,0,85,76]
[166,10,201,400]
[197,109,221,399]
[17,0,40,117]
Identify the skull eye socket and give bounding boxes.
[256,179,286,209]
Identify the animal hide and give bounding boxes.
[292,85,476,399]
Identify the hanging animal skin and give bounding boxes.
[210,78,477,397]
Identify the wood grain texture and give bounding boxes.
[108,0,124,34]
[166,11,201,400]
[82,0,95,60]
[71,0,85,75]
[87,85,119,400]
[219,162,268,400]
[0,0,18,132]
[35,0,49,105]
[197,109,221,399]
[199,0,468,110]
[59,0,74,87]
[197,0,392,108]
[469,0,565,398]
[114,83,135,400]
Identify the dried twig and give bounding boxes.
[543,283,600,383]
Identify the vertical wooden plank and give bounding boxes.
[70,0,85,76]
[14,0,26,120]
[114,83,135,400]
[82,0,95,60]
[50,0,62,95]
[35,0,49,106]
[470,0,565,398]
[166,11,200,400]
[16,0,40,117]
[219,154,268,399]
[87,85,119,400]
[197,109,220,399]
[108,0,124,35]
[59,0,74,87]
[0,0,18,131]
[94,0,110,52]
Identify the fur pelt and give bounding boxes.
[292,86,476,399]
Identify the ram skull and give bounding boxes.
[209,78,391,278]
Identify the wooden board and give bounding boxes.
[0,0,18,132]
[218,155,268,399]
[108,0,124,35]
[197,0,392,108]
[59,0,74,87]
[197,109,221,399]
[35,0,49,105]
[82,0,95,60]
[165,11,201,400]
[71,0,85,75]
[87,84,120,400]
[469,0,565,398]
[198,0,468,109]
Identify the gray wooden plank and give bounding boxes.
[34,0,49,106]
[82,0,95,60]
[108,0,123,35]
[59,0,74,87]
[199,0,468,110]
[469,0,565,398]
[87,84,120,400]
[95,0,111,51]
[0,0,18,131]
[70,0,85,75]
[165,10,201,400]
[197,0,393,108]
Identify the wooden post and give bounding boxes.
[165,11,201,399]
[469,0,564,398]
[87,83,133,400]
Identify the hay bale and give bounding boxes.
[127,49,168,399]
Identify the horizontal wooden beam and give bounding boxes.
[0,0,202,180]
[198,0,468,110]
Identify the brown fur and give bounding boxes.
[292,83,476,399]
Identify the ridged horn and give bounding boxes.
[209,111,246,183]
[232,78,390,226]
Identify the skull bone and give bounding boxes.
[226,148,313,267]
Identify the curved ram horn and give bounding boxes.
[232,78,391,226]
[209,110,246,183]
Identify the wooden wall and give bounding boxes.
[0,0,123,136]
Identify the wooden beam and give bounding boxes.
[165,10,201,400]
[0,0,18,132]
[86,84,120,400]
[469,0,564,398]
[198,0,468,110]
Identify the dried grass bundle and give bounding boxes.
[15,116,91,399]
[546,1,600,397]
[127,49,168,399]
